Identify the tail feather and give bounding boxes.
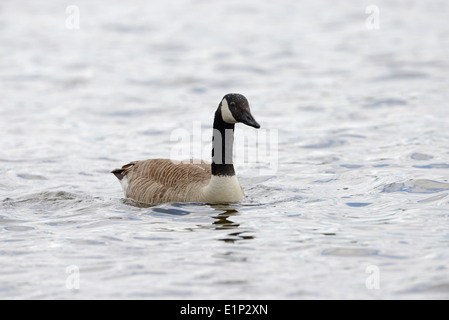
[111,168,125,181]
[111,162,135,181]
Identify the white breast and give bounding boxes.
[202,175,244,203]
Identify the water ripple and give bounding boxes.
[383,179,449,194]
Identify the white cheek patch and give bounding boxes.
[221,98,238,124]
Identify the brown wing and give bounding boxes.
[117,159,211,203]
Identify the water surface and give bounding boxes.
[1,0,449,299]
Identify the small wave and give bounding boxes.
[411,153,434,161]
[16,173,47,180]
[363,98,407,109]
[301,139,346,149]
[322,247,379,257]
[346,202,372,207]
[383,179,449,194]
[418,193,448,203]
[244,184,303,206]
[2,191,89,214]
[151,207,191,216]
[413,163,449,169]
[4,191,81,203]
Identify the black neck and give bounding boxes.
[211,109,235,176]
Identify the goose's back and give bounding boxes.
[118,159,212,203]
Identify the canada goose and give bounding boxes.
[111,93,260,204]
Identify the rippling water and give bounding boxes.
[1,0,449,299]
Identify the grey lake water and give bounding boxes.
[1,0,449,299]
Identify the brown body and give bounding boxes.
[112,159,213,203]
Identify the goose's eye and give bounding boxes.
[230,102,236,107]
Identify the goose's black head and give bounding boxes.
[219,93,260,129]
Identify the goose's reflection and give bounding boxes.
[124,201,255,243]
[211,208,239,230]
[209,205,255,243]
